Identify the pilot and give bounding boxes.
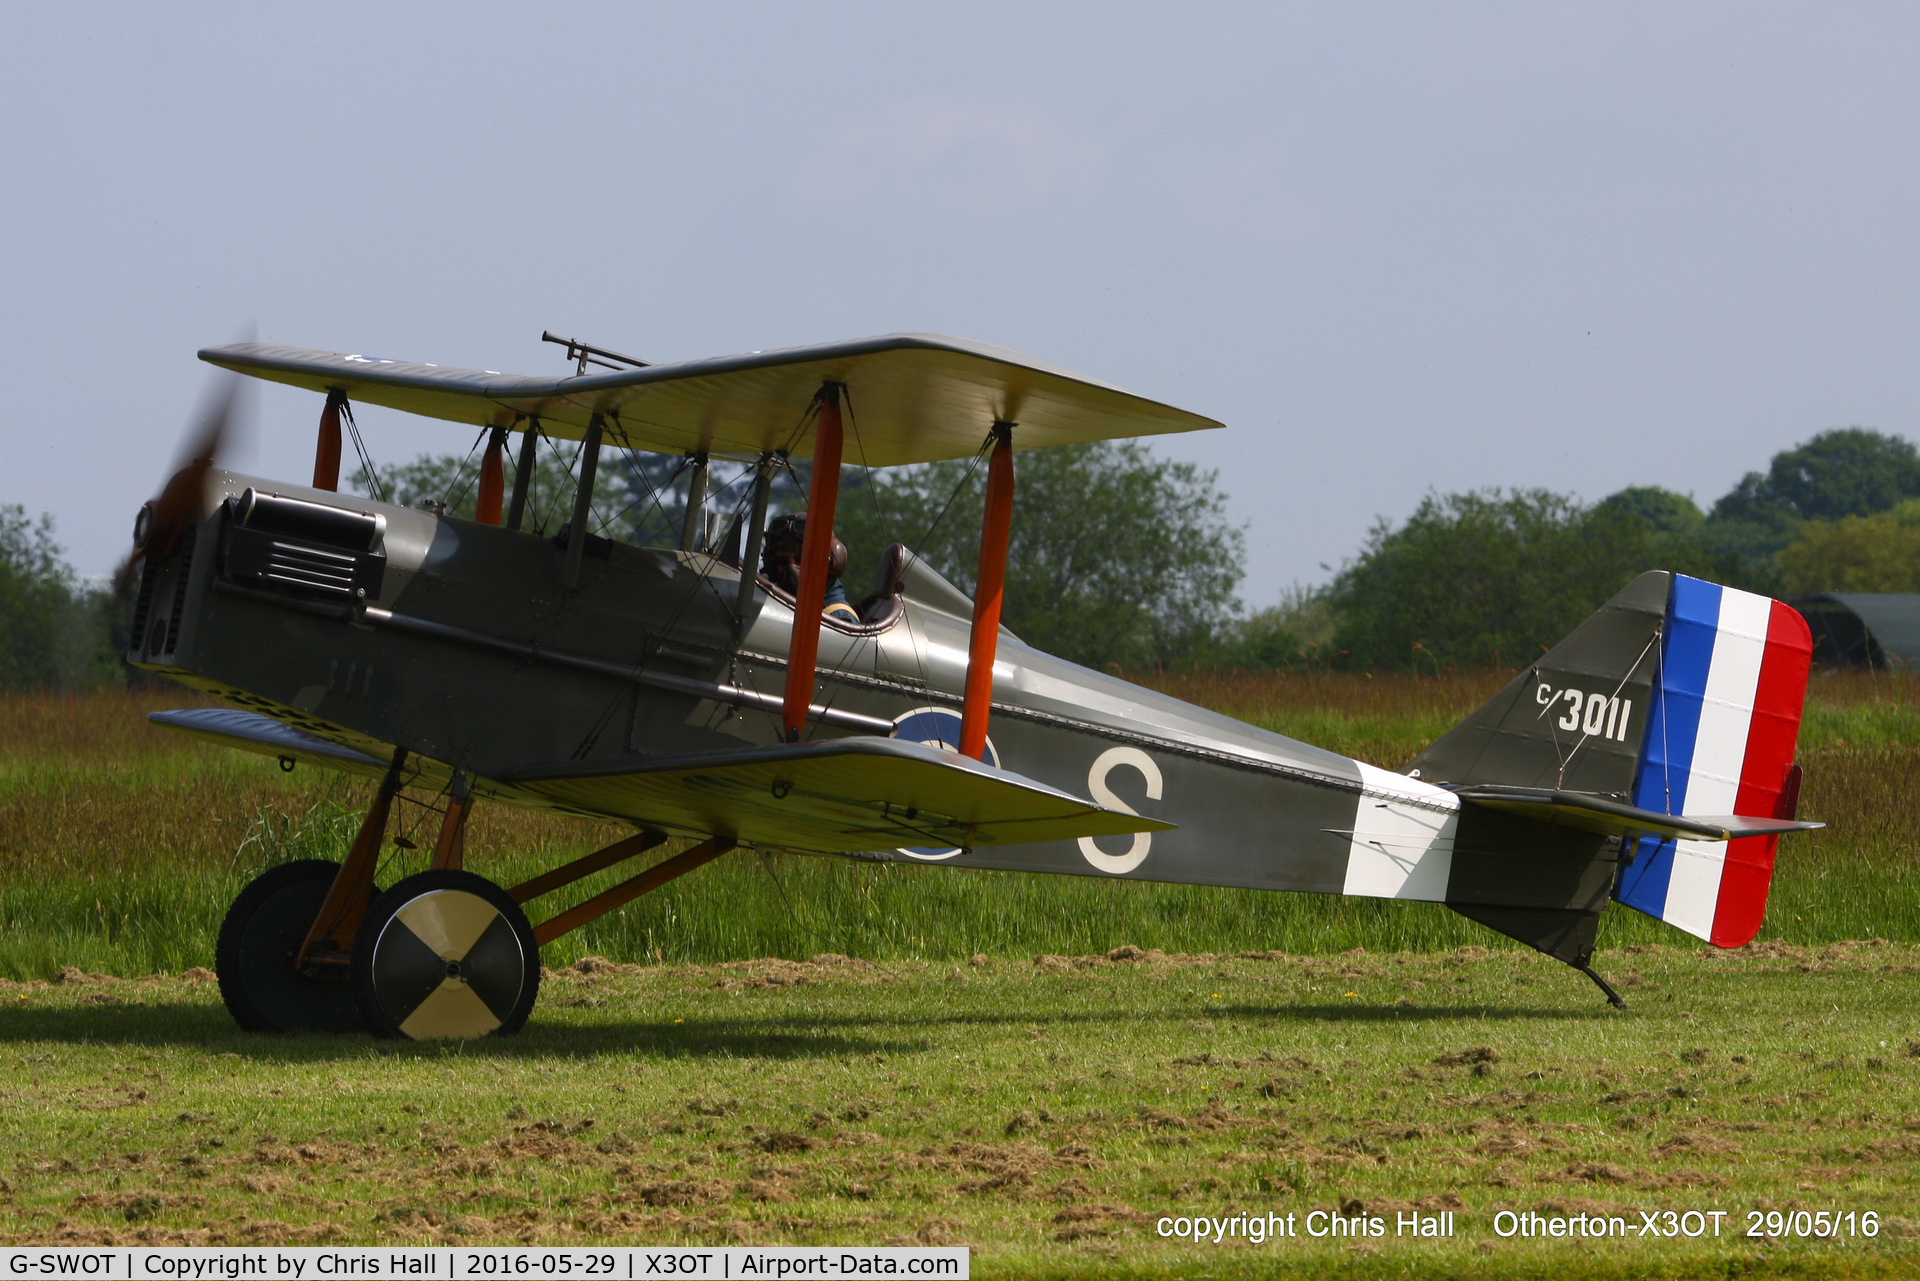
[762,513,860,622]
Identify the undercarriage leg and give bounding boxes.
[508,829,668,903]
[429,769,472,872]
[298,747,407,966]
[531,837,735,946]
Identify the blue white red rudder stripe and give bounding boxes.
[1614,575,1812,947]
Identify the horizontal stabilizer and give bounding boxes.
[1455,784,1823,843]
[508,737,1175,855]
[150,708,388,776]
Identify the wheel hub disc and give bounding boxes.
[370,889,525,1039]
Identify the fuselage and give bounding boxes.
[136,471,1482,902]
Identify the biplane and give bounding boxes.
[122,331,1822,1039]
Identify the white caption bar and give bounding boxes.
[0,1248,969,1280]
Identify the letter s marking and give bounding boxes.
[1078,746,1164,875]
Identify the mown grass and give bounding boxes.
[1,944,1916,1277]
[3,678,1919,1273]
[0,672,1916,979]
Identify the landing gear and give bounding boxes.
[352,870,540,1040]
[215,860,374,1033]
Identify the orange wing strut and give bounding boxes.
[780,384,845,741]
[475,427,507,525]
[959,422,1015,760]
[313,391,345,492]
[532,837,736,946]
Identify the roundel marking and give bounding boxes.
[1077,746,1163,875]
[891,707,998,861]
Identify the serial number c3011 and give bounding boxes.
[464,1255,619,1275]
[1748,1210,1879,1239]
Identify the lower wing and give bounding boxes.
[148,708,1169,854]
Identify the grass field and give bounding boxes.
[3,942,1917,1277]
[2,671,1917,978]
[1,672,1918,1274]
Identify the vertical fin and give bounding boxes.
[1406,571,1669,794]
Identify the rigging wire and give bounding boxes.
[339,399,387,504]
[438,428,489,513]
[1554,626,1661,788]
[533,433,587,535]
[558,419,813,761]
[607,446,694,546]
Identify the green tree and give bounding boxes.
[1715,428,1920,523]
[1776,499,1920,596]
[0,507,69,689]
[1192,585,1337,670]
[833,442,1243,670]
[0,507,120,691]
[1700,428,1920,593]
[1328,489,1716,671]
[1591,485,1705,534]
[360,442,678,542]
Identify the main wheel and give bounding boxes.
[216,859,370,1033]
[352,870,540,1040]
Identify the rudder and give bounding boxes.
[1614,577,1812,947]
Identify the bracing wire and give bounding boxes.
[1554,626,1662,788]
[561,429,801,760]
[533,433,586,535]
[339,399,387,503]
[439,428,489,513]
[608,446,695,547]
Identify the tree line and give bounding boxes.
[1320,428,1920,670]
[0,507,126,691]
[8,425,1920,689]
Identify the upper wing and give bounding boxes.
[507,737,1175,854]
[198,333,1221,466]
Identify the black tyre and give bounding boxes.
[215,859,369,1034]
[352,869,540,1040]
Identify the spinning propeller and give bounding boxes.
[116,374,241,596]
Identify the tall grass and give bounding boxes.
[0,673,1915,979]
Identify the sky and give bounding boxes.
[3,3,1917,606]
